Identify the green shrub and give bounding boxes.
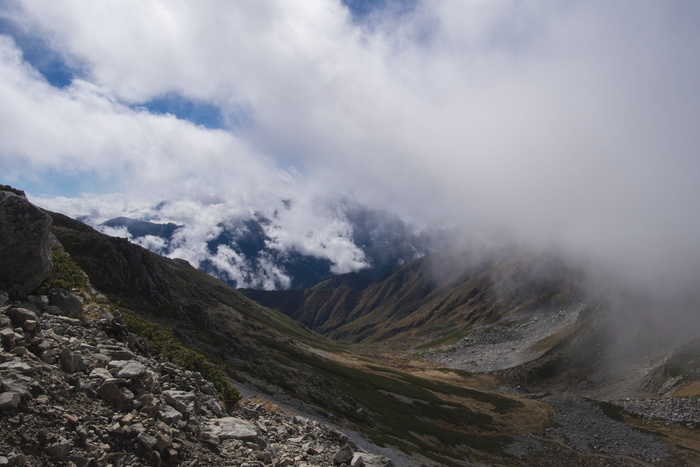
[120,309,242,406]
[39,246,90,293]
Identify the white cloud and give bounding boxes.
[2,1,700,292]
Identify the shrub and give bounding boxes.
[120,310,242,406]
[39,246,89,293]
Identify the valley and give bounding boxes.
[2,186,700,466]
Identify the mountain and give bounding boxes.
[99,204,434,290]
[3,185,700,466]
[242,250,578,344]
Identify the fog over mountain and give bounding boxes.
[1,2,699,302]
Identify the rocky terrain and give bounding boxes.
[424,296,588,373]
[0,290,393,466]
[3,185,700,466]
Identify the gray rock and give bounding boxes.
[6,308,39,331]
[0,327,20,349]
[204,417,258,441]
[333,445,354,466]
[158,404,183,426]
[352,453,393,467]
[0,314,11,329]
[45,437,71,459]
[0,291,8,306]
[0,373,32,398]
[89,367,113,380]
[0,392,20,410]
[49,289,83,316]
[163,389,196,413]
[0,360,33,374]
[137,432,158,450]
[96,382,133,411]
[115,360,147,379]
[0,191,53,298]
[60,348,88,374]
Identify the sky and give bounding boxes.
[1,0,700,293]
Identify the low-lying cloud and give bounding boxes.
[1,1,699,296]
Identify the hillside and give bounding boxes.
[3,186,700,466]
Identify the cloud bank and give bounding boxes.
[1,1,700,293]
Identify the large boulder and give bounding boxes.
[0,188,53,298]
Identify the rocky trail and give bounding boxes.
[0,289,393,467]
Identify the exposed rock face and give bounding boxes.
[0,188,53,298]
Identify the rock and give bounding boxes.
[89,367,113,380]
[0,191,53,298]
[0,392,20,410]
[205,417,258,441]
[352,453,393,467]
[60,348,88,373]
[0,291,8,306]
[115,360,147,379]
[45,437,71,459]
[158,404,183,426]
[0,373,32,398]
[137,432,158,450]
[333,445,354,466]
[163,389,196,414]
[6,452,25,466]
[96,382,134,411]
[49,289,83,316]
[0,361,32,374]
[6,308,39,331]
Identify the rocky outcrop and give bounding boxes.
[0,290,394,466]
[0,187,53,298]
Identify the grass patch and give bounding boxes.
[250,334,516,461]
[39,246,89,293]
[120,309,242,406]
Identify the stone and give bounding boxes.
[0,373,32,398]
[0,392,20,410]
[163,389,196,413]
[49,288,83,316]
[60,348,88,373]
[351,453,393,467]
[6,452,25,467]
[137,432,158,450]
[333,445,354,466]
[0,360,32,374]
[0,191,53,298]
[158,404,183,426]
[89,367,113,380]
[0,291,8,306]
[0,327,20,349]
[207,398,223,416]
[204,417,258,441]
[45,437,71,459]
[68,455,92,467]
[7,308,39,330]
[115,360,147,379]
[96,382,133,411]
[0,314,11,329]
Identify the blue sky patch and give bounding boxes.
[0,17,82,88]
[137,94,226,130]
[343,0,418,22]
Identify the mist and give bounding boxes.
[1,1,699,313]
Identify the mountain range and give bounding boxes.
[3,185,700,466]
[98,204,435,290]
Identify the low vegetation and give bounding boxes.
[119,309,242,406]
[39,245,89,293]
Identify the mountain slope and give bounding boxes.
[45,208,550,466]
[243,250,577,346]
